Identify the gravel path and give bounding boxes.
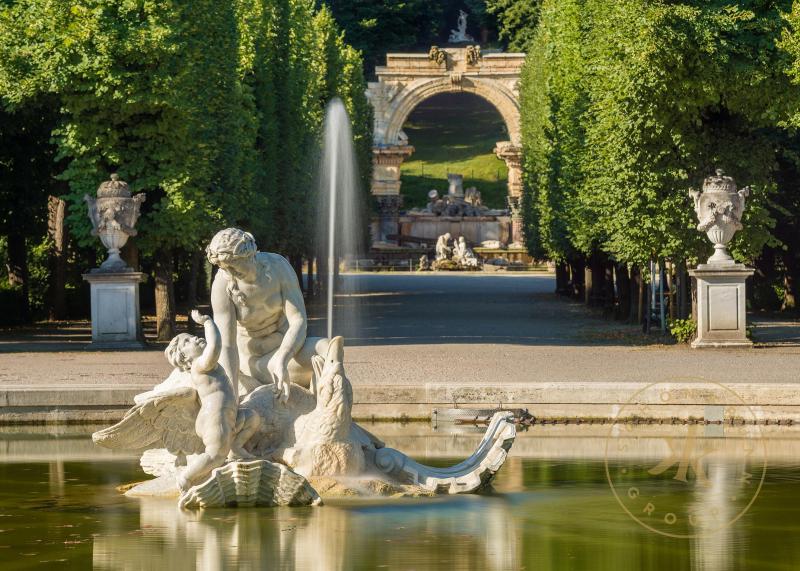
[1,273,798,388]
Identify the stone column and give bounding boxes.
[689,265,754,348]
[371,145,414,245]
[83,271,147,349]
[494,142,524,247]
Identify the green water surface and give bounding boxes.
[0,432,798,570]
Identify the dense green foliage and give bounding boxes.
[320,0,442,72]
[485,0,540,51]
[321,0,537,72]
[520,0,800,311]
[0,0,371,326]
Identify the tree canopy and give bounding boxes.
[0,0,371,330]
[521,0,798,270]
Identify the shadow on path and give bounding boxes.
[307,273,661,348]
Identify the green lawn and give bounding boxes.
[399,92,509,209]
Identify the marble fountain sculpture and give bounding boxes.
[93,228,515,509]
[432,233,481,270]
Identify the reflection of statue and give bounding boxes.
[435,232,453,261]
[449,10,474,43]
[93,491,520,570]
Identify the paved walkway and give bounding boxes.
[1,273,799,390]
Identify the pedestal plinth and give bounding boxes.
[82,271,147,349]
[689,264,754,349]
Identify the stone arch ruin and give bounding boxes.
[367,46,525,247]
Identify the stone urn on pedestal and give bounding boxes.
[82,174,148,349]
[688,170,754,348]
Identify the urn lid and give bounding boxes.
[96,173,131,198]
[702,169,737,194]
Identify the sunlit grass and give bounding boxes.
[400,92,509,209]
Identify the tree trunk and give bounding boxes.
[666,261,676,321]
[676,260,689,319]
[603,260,615,312]
[154,250,176,341]
[643,275,652,334]
[307,257,316,298]
[121,241,138,271]
[584,263,592,305]
[782,251,799,311]
[569,257,585,299]
[616,263,631,321]
[586,251,604,306]
[555,260,569,295]
[629,265,640,323]
[317,254,326,296]
[6,232,29,320]
[47,196,68,320]
[187,250,201,309]
[637,269,645,326]
[784,274,797,311]
[185,250,202,333]
[290,255,304,294]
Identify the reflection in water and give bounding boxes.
[93,497,519,571]
[0,425,799,570]
[691,460,735,571]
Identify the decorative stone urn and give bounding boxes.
[84,174,146,272]
[688,169,754,349]
[689,169,749,265]
[82,174,147,349]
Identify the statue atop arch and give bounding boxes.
[449,10,474,44]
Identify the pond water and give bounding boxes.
[0,424,798,570]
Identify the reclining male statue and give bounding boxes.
[206,228,329,399]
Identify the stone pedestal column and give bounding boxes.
[375,195,403,246]
[371,145,414,245]
[494,142,524,247]
[83,272,147,349]
[689,264,754,348]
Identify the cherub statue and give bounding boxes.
[93,311,257,495]
[169,310,245,491]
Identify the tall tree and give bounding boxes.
[0,98,60,320]
[486,0,540,51]
[1,0,256,338]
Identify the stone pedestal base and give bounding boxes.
[82,271,147,349]
[689,264,754,349]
